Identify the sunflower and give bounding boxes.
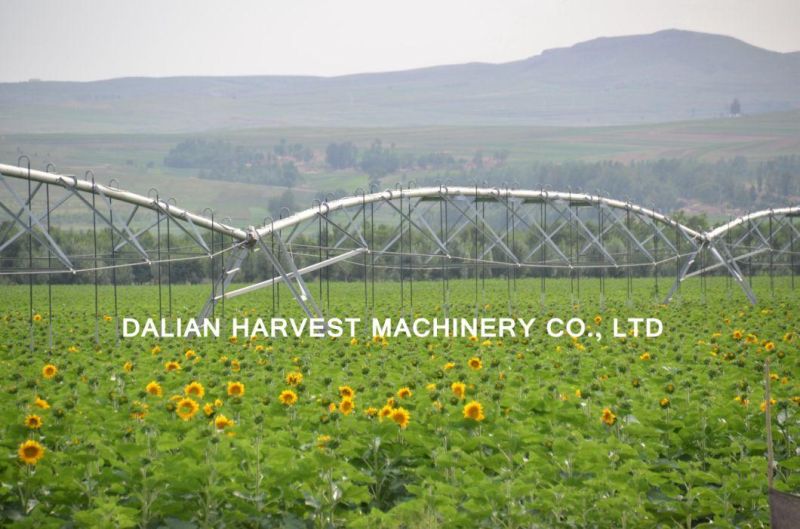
[24,414,43,430]
[34,396,50,409]
[732,329,743,340]
[185,349,197,359]
[176,397,200,421]
[760,399,777,412]
[231,359,241,372]
[227,381,245,397]
[594,315,602,325]
[151,345,161,354]
[468,357,482,370]
[765,341,776,352]
[601,407,617,426]
[378,404,394,421]
[164,361,181,372]
[463,401,485,422]
[365,406,378,418]
[228,335,238,344]
[317,434,332,449]
[203,403,215,416]
[339,398,355,415]
[18,440,45,465]
[442,362,455,371]
[214,414,234,430]
[145,381,163,397]
[397,387,413,399]
[279,390,298,406]
[42,364,58,379]
[184,381,205,398]
[451,382,466,400]
[286,372,304,386]
[390,407,410,428]
[130,401,149,420]
[33,313,42,322]
[338,385,354,398]
[659,397,671,409]
[123,361,134,373]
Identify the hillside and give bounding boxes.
[1,29,798,133]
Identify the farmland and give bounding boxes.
[0,278,798,528]
[2,110,800,226]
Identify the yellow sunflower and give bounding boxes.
[339,398,355,415]
[378,404,393,421]
[279,390,298,406]
[227,381,245,397]
[397,387,413,399]
[24,414,43,430]
[164,361,181,372]
[451,382,466,400]
[34,396,50,409]
[18,440,45,465]
[468,357,482,370]
[601,407,617,426]
[145,381,163,397]
[176,397,200,421]
[42,364,58,379]
[214,414,234,430]
[463,401,485,421]
[390,407,410,429]
[184,381,205,398]
[286,372,304,386]
[338,385,354,398]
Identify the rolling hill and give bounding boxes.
[1,29,799,133]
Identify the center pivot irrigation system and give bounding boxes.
[1,160,799,342]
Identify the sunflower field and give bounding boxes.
[0,278,798,528]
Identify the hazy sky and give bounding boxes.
[1,0,798,83]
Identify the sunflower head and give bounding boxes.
[227,381,245,397]
[339,398,355,415]
[42,364,58,379]
[378,404,393,420]
[24,414,43,430]
[18,440,45,465]
[184,381,205,398]
[451,382,466,400]
[214,414,234,430]
[463,401,485,422]
[601,407,617,426]
[397,387,412,399]
[145,381,163,397]
[176,397,200,421]
[468,357,482,370]
[279,390,298,406]
[390,407,410,429]
[286,372,304,386]
[164,361,181,372]
[338,385,354,398]
[34,396,50,409]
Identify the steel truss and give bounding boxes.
[2,163,799,327]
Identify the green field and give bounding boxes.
[2,110,799,226]
[1,277,798,528]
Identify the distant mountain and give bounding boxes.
[1,29,799,133]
